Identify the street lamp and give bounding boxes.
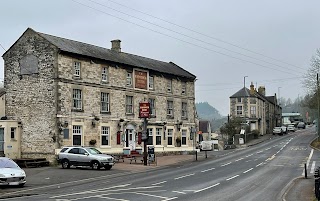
[244,76,248,88]
[278,87,282,105]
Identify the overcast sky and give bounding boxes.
[1,0,319,116]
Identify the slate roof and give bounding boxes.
[0,88,5,97]
[34,29,196,80]
[266,96,276,104]
[229,87,252,98]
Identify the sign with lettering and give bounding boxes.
[134,70,148,90]
[139,102,150,118]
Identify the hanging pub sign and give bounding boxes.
[139,102,150,118]
[134,70,148,90]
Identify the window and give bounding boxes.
[73,89,82,110]
[236,106,243,115]
[167,129,173,145]
[126,72,132,86]
[149,76,154,90]
[167,79,172,93]
[182,129,187,145]
[147,128,153,145]
[101,67,108,82]
[182,82,186,95]
[182,102,188,119]
[149,98,156,116]
[72,125,82,146]
[167,100,173,117]
[74,61,81,77]
[101,126,110,146]
[156,128,162,145]
[10,128,16,139]
[126,96,133,114]
[237,97,242,103]
[250,106,256,117]
[101,92,110,113]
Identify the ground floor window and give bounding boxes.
[147,128,153,145]
[72,125,82,146]
[156,128,162,145]
[101,126,110,146]
[182,129,187,145]
[167,129,173,145]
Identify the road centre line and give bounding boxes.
[243,168,253,173]
[152,181,167,185]
[246,154,253,157]
[256,162,264,167]
[201,167,215,172]
[172,191,186,194]
[226,175,239,181]
[265,148,271,150]
[235,158,244,162]
[174,173,195,180]
[134,192,175,200]
[256,151,263,154]
[194,183,220,193]
[221,162,232,167]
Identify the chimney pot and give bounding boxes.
[111,39,121,52]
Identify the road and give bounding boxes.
[2,128,318,201]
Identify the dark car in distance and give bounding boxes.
[297,122,306,129]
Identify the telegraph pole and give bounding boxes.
[317,73,320,140]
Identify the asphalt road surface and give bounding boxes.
[2,128,318,201]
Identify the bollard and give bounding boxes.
[305,163,307,179]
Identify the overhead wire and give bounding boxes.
[102,0,306,72]
[84,0,305,75]
[70,0,301,76]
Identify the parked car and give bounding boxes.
[287,124,296,132]
[273,127,283,135]
[0,157,26,187]
[57,146,114,170]
[297,122,306,129]
[281,126,288,134]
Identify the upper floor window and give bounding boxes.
[101,92,110,113]
[167,100,173,117]
[167,79,172,93]
[74,61,81,77]
[237,97,242,103]
[73,89,82,110]
[126,72,133,87]
[181,82,186,95]
[101,67,108,82]
[250,106,256,116]
[149,98,156,116]
[149,76,154,90]
[126,95,133,114]
[236,106,243,115]
[101,126,110,146]
[182,102,188,119]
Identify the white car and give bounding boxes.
[287,125,296,132]
[273,127,283,135]
[0,157,26,187]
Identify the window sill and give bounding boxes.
[73,75,81,80]
[154,145,163,148]
[101,81,109,84]
[181,117,188,120]
[167,115,174,119]
[126,113,134,116]
[101,111,111,115]
[167,145,175,147]
[72,109,84,112]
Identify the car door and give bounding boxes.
[78,148,91,166]
[67,148,80,165]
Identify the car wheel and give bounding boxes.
[18,183,25,188]
[91,161,100,170]
[62,159,70,169]
[104,165,112,170]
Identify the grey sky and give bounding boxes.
[1,0,319,115]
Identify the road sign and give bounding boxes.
[139,102,150,118]
[141,130,148,141]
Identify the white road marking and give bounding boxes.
[152,181,167,185]
[302,149,314,176]
[256,162,264,167]
[221,162,232,167]
[235,158,244,162]
[245,160,251,162]
[226,175,239,181]
[311,161,316,174]
[265,148,271,151]
[266,154,276,161]
[163,197,178,201]
[134,192,174,200]
[201,167,215,173]
[243,168,253,174]
[194,183,220,193]
[172,191,186,194]
[174,173,195,180]
[246,154,253,157]
[256,151,263,154]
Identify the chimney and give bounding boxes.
[250,82,255,95]
[258,86,266,96]
[111,39,121,52]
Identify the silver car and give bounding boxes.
[57,147,114,170]
[0,157,26,187]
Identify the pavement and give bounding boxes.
[1,133,316,200]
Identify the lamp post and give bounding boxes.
[244,76,248,88]
[278,87,282,105]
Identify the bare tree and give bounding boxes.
[303,49,320,93]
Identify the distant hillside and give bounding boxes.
[196,102,227,132]
[196,102,222,120]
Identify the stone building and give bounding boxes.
[2,28,197,161]
[229,83,281,135]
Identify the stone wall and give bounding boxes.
[3,29,58,158]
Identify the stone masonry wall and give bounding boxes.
[3,29,58,160]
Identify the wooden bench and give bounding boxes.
[128,154,143,164]
[112,154,125,162]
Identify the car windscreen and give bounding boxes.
[0,158,19,168]
[85,148,102,155]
